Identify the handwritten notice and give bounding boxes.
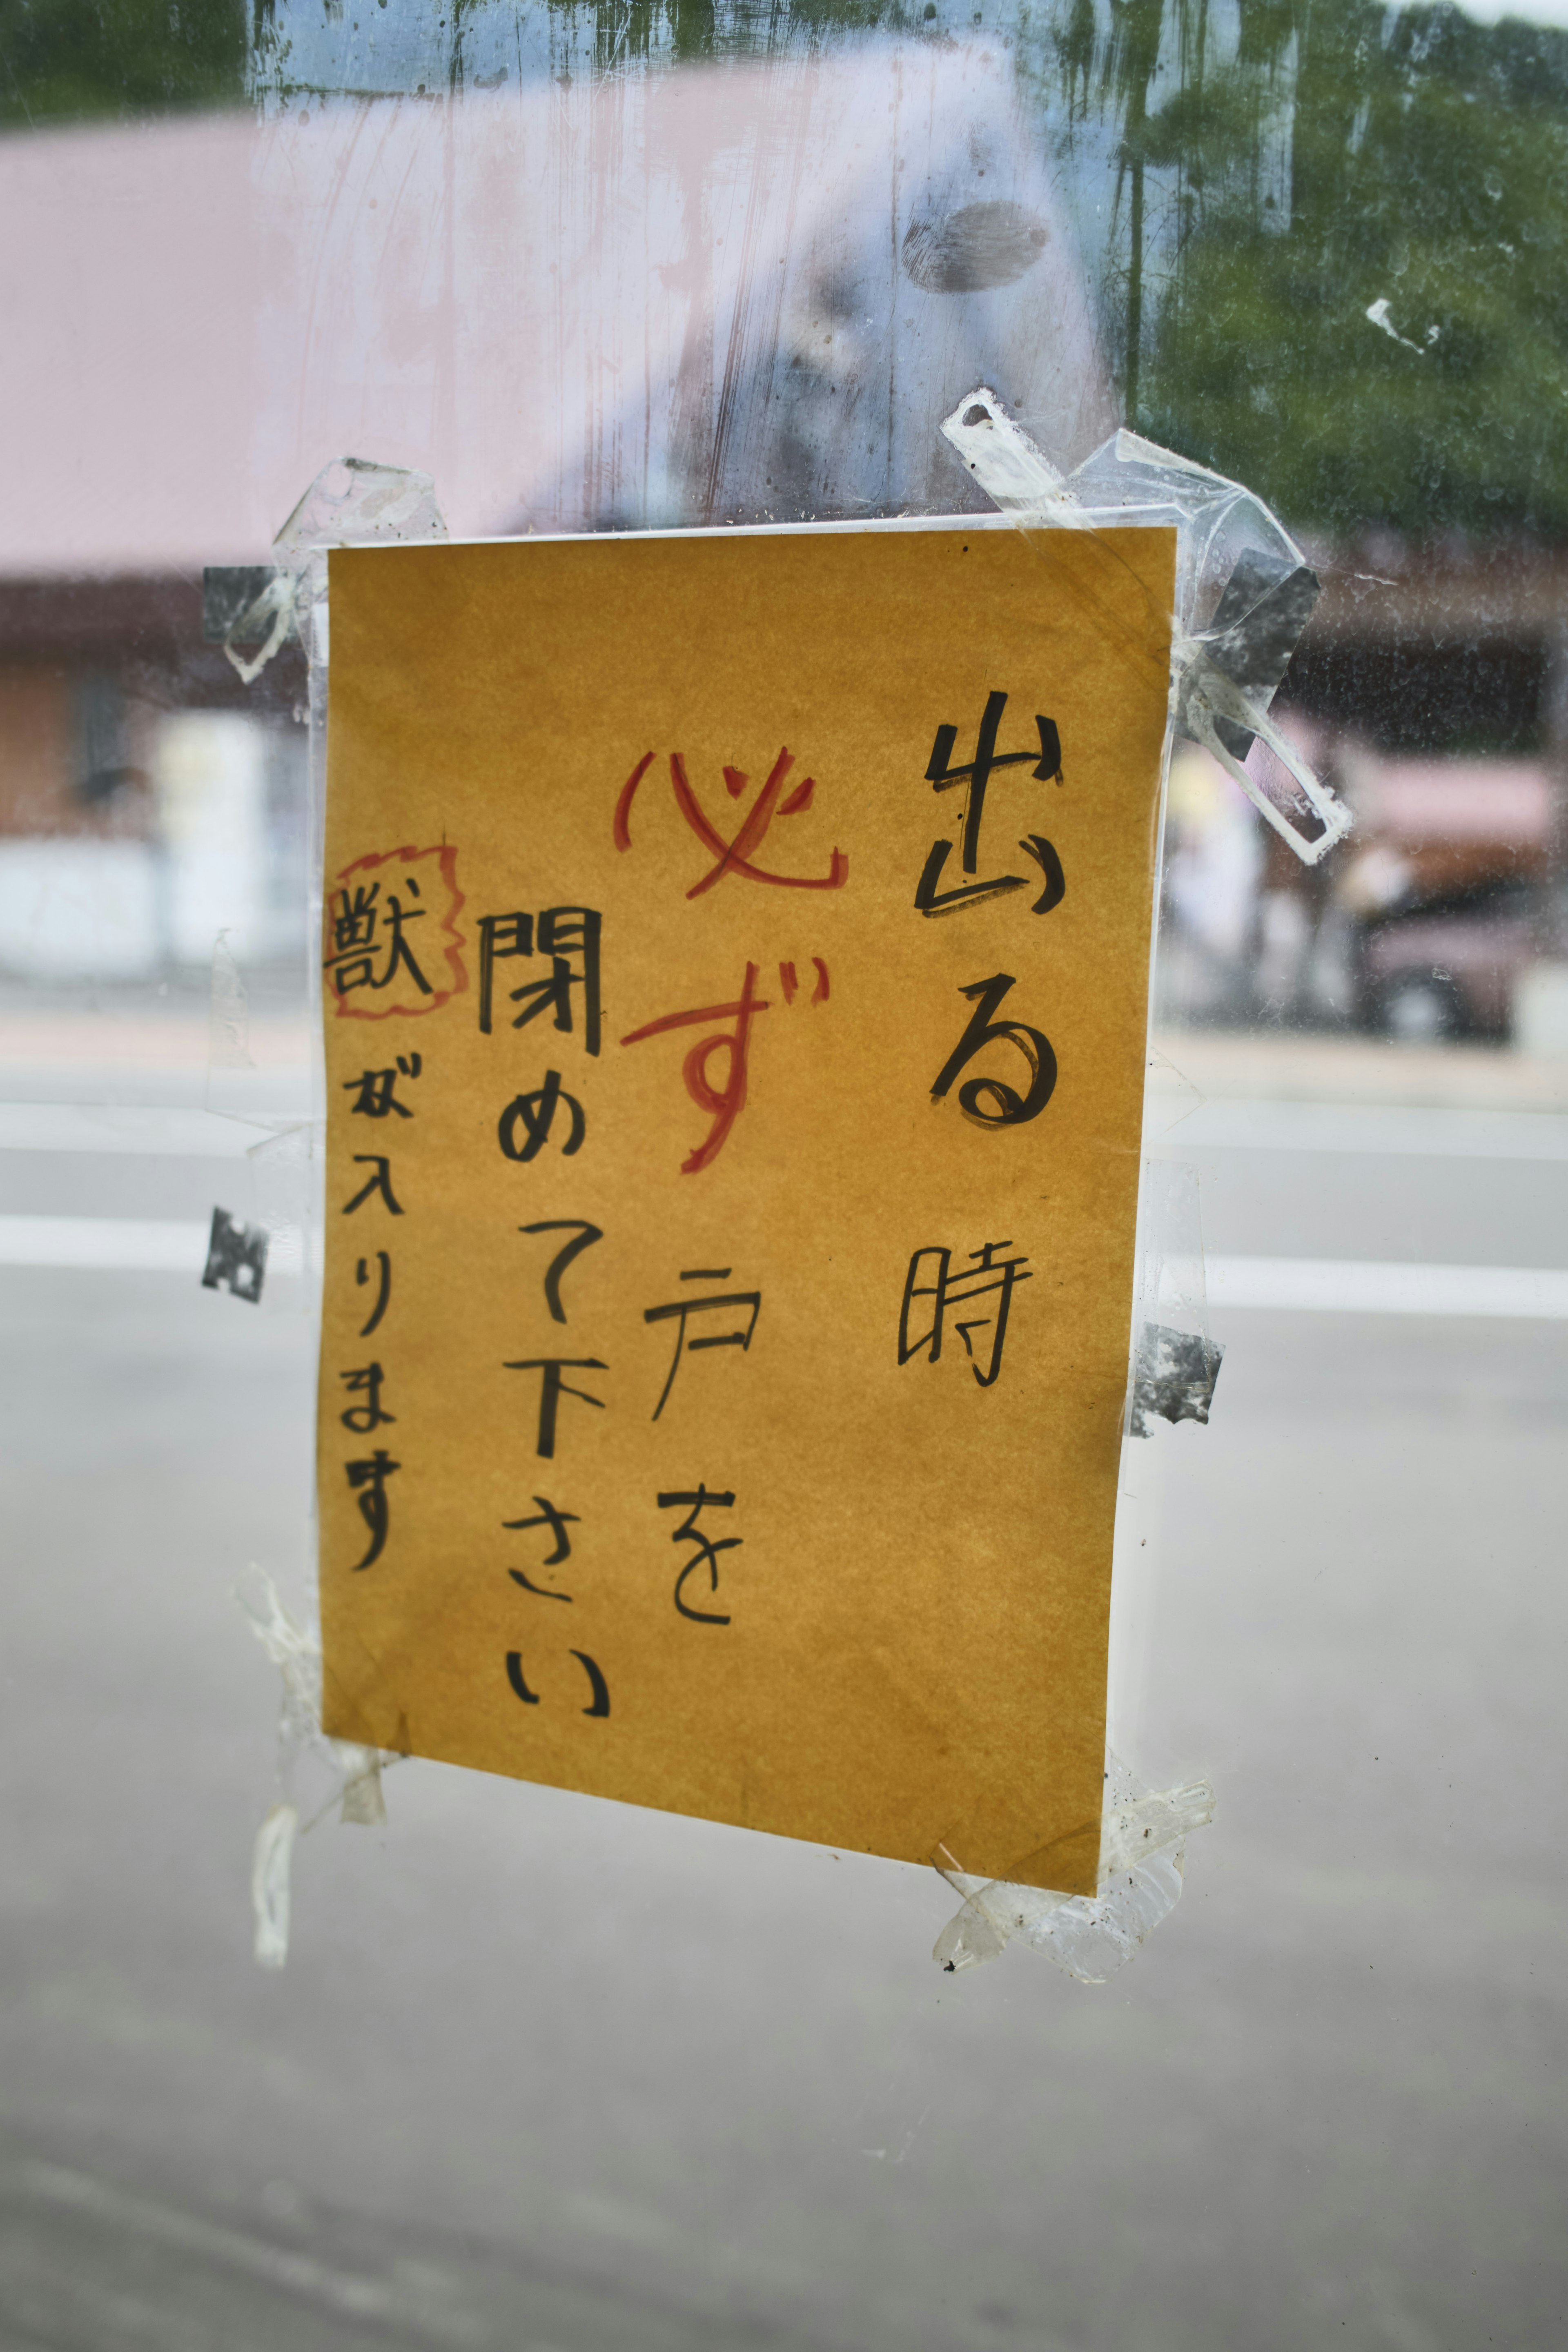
[318,522,1174,1896]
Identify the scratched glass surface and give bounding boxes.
[0,6,1564,2352]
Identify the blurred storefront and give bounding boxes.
[1158,537,1568,1050]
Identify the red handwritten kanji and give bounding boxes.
[775,958,830,1006]
[621,957,831,1174]
[621,963,769,1174]
[614,749,848,898]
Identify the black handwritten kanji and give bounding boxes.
[325,877,432,997]
[342,1155,405,1216]
[1018,835,1066,915]
[572,1650,611,1715]
[931,974,1056,1127]
[505,1653,540,1704]
[657,1487,741,1625]
[915,690,1064,916]
[345,1448,400,1570]
[643,1270,761,1420]
[505,1649,609,1715]
[521,1221,603,1323]
[478,909,601,1054]
[898,1242,1033,1388]
[356,1251,392,1337]
[339,1360,396,1432]
[498,1069,586,1163]
[503,1496,579,1598]
[344,1053,421,1118]
[504,1357,607,1458]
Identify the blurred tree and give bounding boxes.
[1134,1,1568,539]
[0,0,245,126]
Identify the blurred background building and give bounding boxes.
[2,0,1567,1047]
[1160,539,1568,1049]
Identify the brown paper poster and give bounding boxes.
[317,520,1174,1896]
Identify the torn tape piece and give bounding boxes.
[246,1123,318,1298]
[238,1571,399,1966]
[1070,428,1349,860]
[219,458,448,684]
[1143,1046,1203,1138]
[236,1565,400,1819]
[216,570,299,688]
[1099,1775,1216,1876]
[252,1803,298,1969]
[207,931,254,1076]
[1065,427,1304,644]
[1195,555,1322,764]
[1175,635,1352,866]
[933,1754,1215,1983]
[236,1563,321,1699]
[272,455,447,571]
[933,1874,1070,1973]
[201,1208,268,1303]
[938,389,1092,528]
[943,389,1351,866]
[236,1564,323,1760]
[1126,1160,1218,1437]
[1016,1847,1188,1984]
[333,1746,388,1826]
[203,565,278,644]
[1129,1323,1224,1437]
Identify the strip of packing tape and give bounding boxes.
[238,1566,395,1968]
[940,388,1352,866]
[933,1756,1216,1982]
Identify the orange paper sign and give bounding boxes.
[318,519,1174,1895]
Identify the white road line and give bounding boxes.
[0,1216,210,1270]
[0,1105,302,1156]
[1207,1256,1568,1318]
[1169,1100,1568,1160]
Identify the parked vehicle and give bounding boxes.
[1356,878,1539,1040]
[1333,754,1552,1040]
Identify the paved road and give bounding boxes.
[0,1110,1564,2352]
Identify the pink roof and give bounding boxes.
[1349,756,1554,844]
[0,49,1110,577]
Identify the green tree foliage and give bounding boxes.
[0,0,245,128]
[1134,2,1568,538]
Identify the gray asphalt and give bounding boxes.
[0,1131,1564,2352]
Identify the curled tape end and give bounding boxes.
[931,1755,1215,1983]
[944,386,1350,870]
[251,1803,298,1970]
